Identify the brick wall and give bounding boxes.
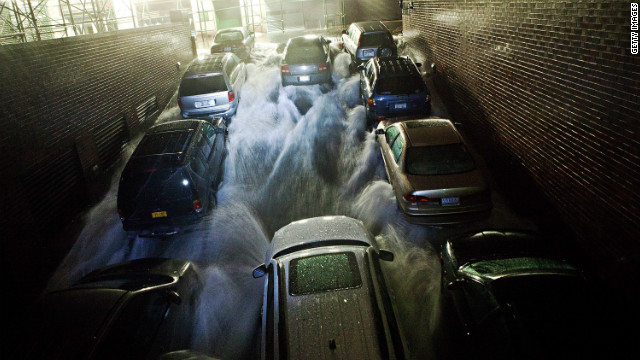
[403,1,640,285]
[0,23,195,250]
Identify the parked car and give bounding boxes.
[210,27,255,61]
[279,34,333,86]
[178,53,247,122]
[440,230,593,360]
[341,21,397,71]
[375,118,492,224]
[359,56,431,126]
[252,216,406,360]
[117,119,226,238]
[12,258,203,360]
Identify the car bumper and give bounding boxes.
[182,105,237,121]
[282,72,331,86]
[123,212,204,237]
[399,201,493,225]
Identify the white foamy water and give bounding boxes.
[46,41,534,360]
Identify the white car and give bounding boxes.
[253,216,406,360]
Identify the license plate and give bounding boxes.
[195,100,215,108]
[395,103,407,109]
[152,211,167,218]
[224,47,231,51]
[363,49,375,57]
[441,197,460,206]
[299,75,310,82]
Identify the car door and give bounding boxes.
[380,126,400,181]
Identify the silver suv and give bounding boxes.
[178,53,246,122]
[341,21,397,71]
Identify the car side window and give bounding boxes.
[365,61,374,84]
[391,133,404,163]
[191,151,207,177]
[385,126,400,146]
[224,57,238,79]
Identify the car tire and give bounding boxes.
[378,47,393,58]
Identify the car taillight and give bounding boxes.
[281,65,290,73]
[228,91,235,102]
[118,208,125,219]
[177,97,183,109]
[403,193,435,203]
[318,63,328,71]
[367,97,376,107]
[193,199,203,213]
[357,35,361,46]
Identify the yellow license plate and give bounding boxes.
[151,211,167,218]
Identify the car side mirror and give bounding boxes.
[253,264,267,278]
[415,62,422,68]
[378,250,394,262]
[447,278,466,291]
[165,290,182,305]
[375,129,385,135]
[214,127,227,134]
[356,64,365,71]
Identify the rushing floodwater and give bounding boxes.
[46,41,534,359]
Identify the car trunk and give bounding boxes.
[179,74,230,112]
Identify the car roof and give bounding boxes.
[185,54,231,75]
[393,118,461,147]
[374,56,420,77]
[353,21,389,33]
[217,27,245,34]
[445,230,555,267]
[265,216,375,263]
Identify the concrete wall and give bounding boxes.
[402,1,640,285]
[0,23,195,254]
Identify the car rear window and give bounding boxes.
[135,130,193,157]
[289,252,362,295]
[360,32,393,46]
[215,31,243,42]
[376,75,426,95]
[180,74,228,96]
[285,43,325,63]
[405,144,476,175]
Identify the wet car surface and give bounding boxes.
[13,258,203,360]
[440,230,595,360]
[280,35,333,86]
[375,118,492,224]
[117,119,226,238]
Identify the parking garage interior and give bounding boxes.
[1,0,639,358]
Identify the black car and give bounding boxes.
[360,56,431,125]
[12,258,203,360]
[117,119,226,238]
[210,27,255,61]
[341,21,397,71]
[440,230,594,360]
[280,35,333,86]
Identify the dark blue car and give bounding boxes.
[359,56,431,127]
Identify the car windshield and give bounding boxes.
[289,252,362,295]
[406,144,476,175]
[360,32,392,46]
[285,43,325,63]
[376,75,426,95]
[181,75,227,96]
[215,31,243,42]
[460,257,577,277]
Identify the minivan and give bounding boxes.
[178,53,247,122]
[117,119,227,238]
[341,21,397,71]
